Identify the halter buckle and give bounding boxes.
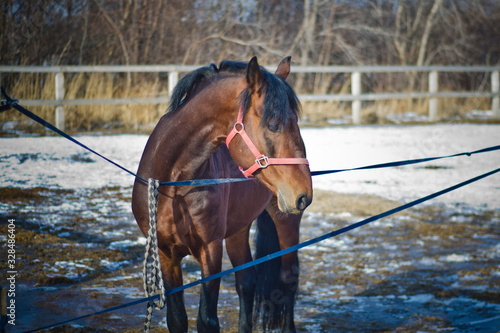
[256,155,269,168]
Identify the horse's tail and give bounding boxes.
[254,209,285,331]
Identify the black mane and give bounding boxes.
[167,63,219,113]
[167,60,301,125]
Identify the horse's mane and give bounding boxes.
[167,60,301,125]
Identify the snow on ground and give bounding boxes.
[0,134,147,190]
[302,124,500,208]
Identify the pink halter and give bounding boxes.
[225,102,309,178]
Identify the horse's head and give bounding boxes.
[226,57,313,214]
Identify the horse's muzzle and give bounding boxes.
[277,190,312,215]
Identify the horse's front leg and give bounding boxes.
[226,226,256,333]
[277,248,300,333]
[195,240,223,333]
[268,200,301,333]
[159,251,188,333]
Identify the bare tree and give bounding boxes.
[1,0,499,95]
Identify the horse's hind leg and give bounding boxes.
[226,226,256,333]
[159,251,188,333]
[195,241,223,333]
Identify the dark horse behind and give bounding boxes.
[132,56,312,332]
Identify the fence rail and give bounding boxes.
[1,65,499,129]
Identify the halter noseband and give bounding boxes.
[225,102,309,178]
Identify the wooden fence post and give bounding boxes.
[168,71,178,96]
[55,72,65,130]
[351,71,361,124]
[429,70,438,121]
[492,70,499,119]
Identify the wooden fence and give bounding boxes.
[1,65,499,129]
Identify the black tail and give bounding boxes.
[254,209,285,331]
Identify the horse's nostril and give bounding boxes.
[295,193,311,211]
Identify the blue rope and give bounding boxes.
[311,145,500,176]
[23,166,500,332]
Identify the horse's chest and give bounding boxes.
[160,187,229,246]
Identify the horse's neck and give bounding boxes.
[152,77,244,182]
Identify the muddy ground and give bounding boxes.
[1,186,499,332]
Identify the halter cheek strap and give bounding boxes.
[225,103,309,178]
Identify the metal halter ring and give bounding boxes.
[255,155,269,168]
[234,122,244,133]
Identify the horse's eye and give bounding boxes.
[267,124,281,133]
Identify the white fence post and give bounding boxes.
[168,71,178,96]
[55,72,65,130]
[429,70,438,121]
[492,70,499,119]
[351,71,361,124]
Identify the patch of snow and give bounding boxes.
[466,110,494,119]
[419,257,440,266]
[108,237,146,250]
[404,294,434,303]
[45,260,95,279]
[336,212,353,219]
[80,286,143,298]
[100,259,131,270]
[442,254,471,262]
[467,315,500,326]
[386,112,430,123]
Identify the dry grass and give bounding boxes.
[0,72,495,133]
[300,96,492,125]
[0,72,168,133]
[308,189,401,217]
[62,72,168,131]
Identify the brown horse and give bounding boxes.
[132,57,312,333]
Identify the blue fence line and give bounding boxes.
[2,90,499,331]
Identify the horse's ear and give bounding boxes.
[275,56,291,80]
[246,56,265,94]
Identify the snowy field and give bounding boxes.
[1,123,499,332]
[1,123,499,207]
[303,124,500,208]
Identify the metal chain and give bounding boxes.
[143,178,166,332]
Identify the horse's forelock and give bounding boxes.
[261,73,301,125]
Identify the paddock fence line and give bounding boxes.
[1,65,499,129]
